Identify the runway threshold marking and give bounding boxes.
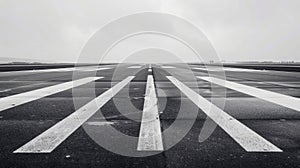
[81,67,111,71]
[193,67,261,72]
[193,67,215,71]
[14,76,135,153]
[161,66,175,69]
[0,82,47,93]
[0,67,111,74]
[167,76,282,152]
[128,66,142,69]
[0,67,76,74]
[0,77,103,112]
[137,75,163,151]
[198,76,300,111]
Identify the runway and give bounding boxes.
[0,63,299,167]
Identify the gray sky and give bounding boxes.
[0,0,299,63]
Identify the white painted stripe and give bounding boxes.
[198,76,300,112]
[0,82,46,93]
[0,77,102,112]
[223,67,263,72]
[14,76,134,153]
[81,67,111,71]
[0,67,110,74]
[193,67,211,71]
[193,67,263,72]
[167,76,282,152]
[266,81,300,88]
[0,67,76,74]
[148,69,152,72]
[161,66,175,69]
[128,66,142,69]
[137,75,163,151]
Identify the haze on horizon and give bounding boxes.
[0,0,299,63]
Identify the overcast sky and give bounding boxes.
[0,0,299,63]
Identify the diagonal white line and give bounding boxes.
[128,66,142,69]
[192,67,215,71]
[161,66,175,69]
[0,67,76,74]
[0,67,111,74]
[81,67,111,71]
[0,82,46,93]
[0,77,103,112]
[198,76,300,111]
[137,75,163,151]
[13,76,135,153]
[193,67,261,72]
[167,76,282,152]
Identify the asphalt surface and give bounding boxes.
[0,63,299,168]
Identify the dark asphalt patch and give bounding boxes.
[0,63,300,167]
[162,120,300,168]
[0,98,92,120]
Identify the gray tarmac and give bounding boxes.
[0,63,299,168]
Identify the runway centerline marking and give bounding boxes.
[167,76,282,152]
[198,76,300,112]
[137,75,163,151]
[13,76,135,153]
[0,77,103,112]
